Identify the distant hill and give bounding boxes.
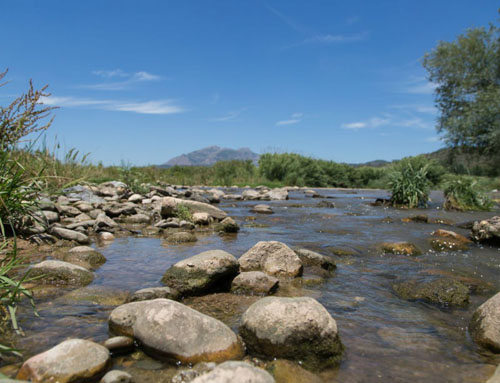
[159,146,260,167]
[351,159,391,168]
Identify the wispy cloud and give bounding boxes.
[81,70,163,90]
[403,76,437,95]
[342,117,390,130]
[426,136,441,143]
[389,103,437,115]
[264,3,309,34]
[40,95,184,115]
[300,32,368,45]
[276,112,303,126]
[210,108,246,122]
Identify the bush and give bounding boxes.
[174,203,193,222]
[389,163,430,208]
[443,177,492,211]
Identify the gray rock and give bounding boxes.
[162,250,239,296]
[98,232,115,241]
[231,271,279,295]
[128,194,143,203]
[130,287,180,302]
[73,201,94,212]
[165,231,197,243]
[193,212,210,225]
[251,204,273,214]
[51,227,90,244]
[65,185,106,204]
[103,336,135,354]
[264,188,289,201]
[29,260,94,286]
[94,213,119,232]
[294,249,336,271]
[240,297,343,370]
[472,216,500,244]
[242,190,262,200]
[216,217,240,233]
[392,278,470,307]
[239,241,303,278]
[191,361,275,383]
[64,247,106,268]
[40,210,60,223]
[108,299,244,364]
[56,204,82,217]
[470,291,500,352]
[100,370,133,383]
[161,197,227,220]
[104,203,137,217]
[16,339,110,383]
[486,365,500,383]
[122,213,150,224]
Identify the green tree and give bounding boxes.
[423,22,500,162]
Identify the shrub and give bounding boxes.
[389,163,430,208]
[443,177,492,211]
[174,203,193,222]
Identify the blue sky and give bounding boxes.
[1,1,497,165]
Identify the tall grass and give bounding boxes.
[389,163,430,208]
[443,176,492,211]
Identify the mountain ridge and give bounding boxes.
[159,146,260,167]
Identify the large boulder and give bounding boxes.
[16,339,110,383]
[191,361,275,383]
[469,291,500,352]
[29,260,94,286]
[161,197,227,220]
[64,246,106,269]
[392,278,469,307]
[161,250,239,296]
[471,216,500,244]
[239,297,343,370]
[264,188,289,201]
[239,241,303,278]
[108,299,244,364]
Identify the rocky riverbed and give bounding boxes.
[1,183,500,383]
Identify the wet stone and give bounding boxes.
[104,336,135,354]
[231,271,279,296]
[469,291,500,352]
[29,260,94,286]
[380,242,422,256]
[266,359,322,383]
[130,287,180,302]
[190,361,275,383]
[165,231,197,244]
[100,370,134,383]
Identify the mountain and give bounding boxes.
[351,159,391,167]
[159,146,260,167]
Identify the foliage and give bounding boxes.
[0,69,56,149]
[173,203,193,222]
[423,23,500,165]
[443,176,492,211]
[393,155,446,186]
[389,163,430,208]
[118,163,149,194]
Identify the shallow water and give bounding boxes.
[12,189,500,382]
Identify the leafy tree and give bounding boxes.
[423,22,500,162]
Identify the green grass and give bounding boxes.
[173,203,193,222]
[389,163,430,208]
[443,176,492,211]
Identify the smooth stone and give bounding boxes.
[108,299,244,364]
[98,232,116,241]
[380,242,422,256]
[29,260,94,286]
[165,231,197,243]
[17,339,110,383]
[294,248,336,271]
[51,227,90,244]
[103,336,135,354]
[267,359,322,383]
[242,190,262,200]
[486,365,500,383]
[231,271,279,296]
[161,197,227,220]
[128,194,143,203]
[216,217,240,233]
[64,248,106,268]
[470,291,500,352]
[193,212,211,225]
[100,370,133,383]
[191,361,275,383]
[130,287,180,302]
[94,213,119,232]
[161,250,239,296]
[392,278,469,307]
[122,214,151,224]
[240,296,343,370]
[239,241,303,278]
[251,204,273,214]
[264,188,289,201]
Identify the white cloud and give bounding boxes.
[426,136,441,143]
[210,108,246,122]
[402,76,437,95]
[390,103,437,115]
[276,112,303,126]
[341,117,390,130]
[40,96,184,115]
[342,122,367,129]
[82,70,163,90]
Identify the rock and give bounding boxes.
[29,260,94,286]
[471,216,500,244]
[486,365,500,383]
[122,213,150,224]
[469,291,500,352]
[56,204,82,217]
[215,217,240,233]
[231,271,279,296]
[179,220,195,230]
[239,241,303,278]
[51,227,90,244]
[191,361,275,383]
[171,362,217,383]
[65,185,106,204]
[401,214,429,223]
[242,190,262,200]
[104,203,137,217]
[40,210,60,223]
[432,228,471,243]
[73,201,94,212]
[98,232,115,241]
[161,197,227,220]
[251,204,273,214]
[64,247,106,268]
[304,189,318,197]
[100,370,133,383]
[108,299,244,364]
[103,336,135,354]
[380,242,421,256]
[267,359,322,383]
[240,297,343,370]
[429,238,469,252]
[74,213,92,222]
[165,231,197,244]
[16,339,110,383]
[130,287,180,302]
[316,200,335,208]
[392,278,469,307]
[264,188,289,201]
[294,249,336,271]
[128,194,143,203]
[161,250,239,296]
[192,212,210,225]
[94,213,119,232]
